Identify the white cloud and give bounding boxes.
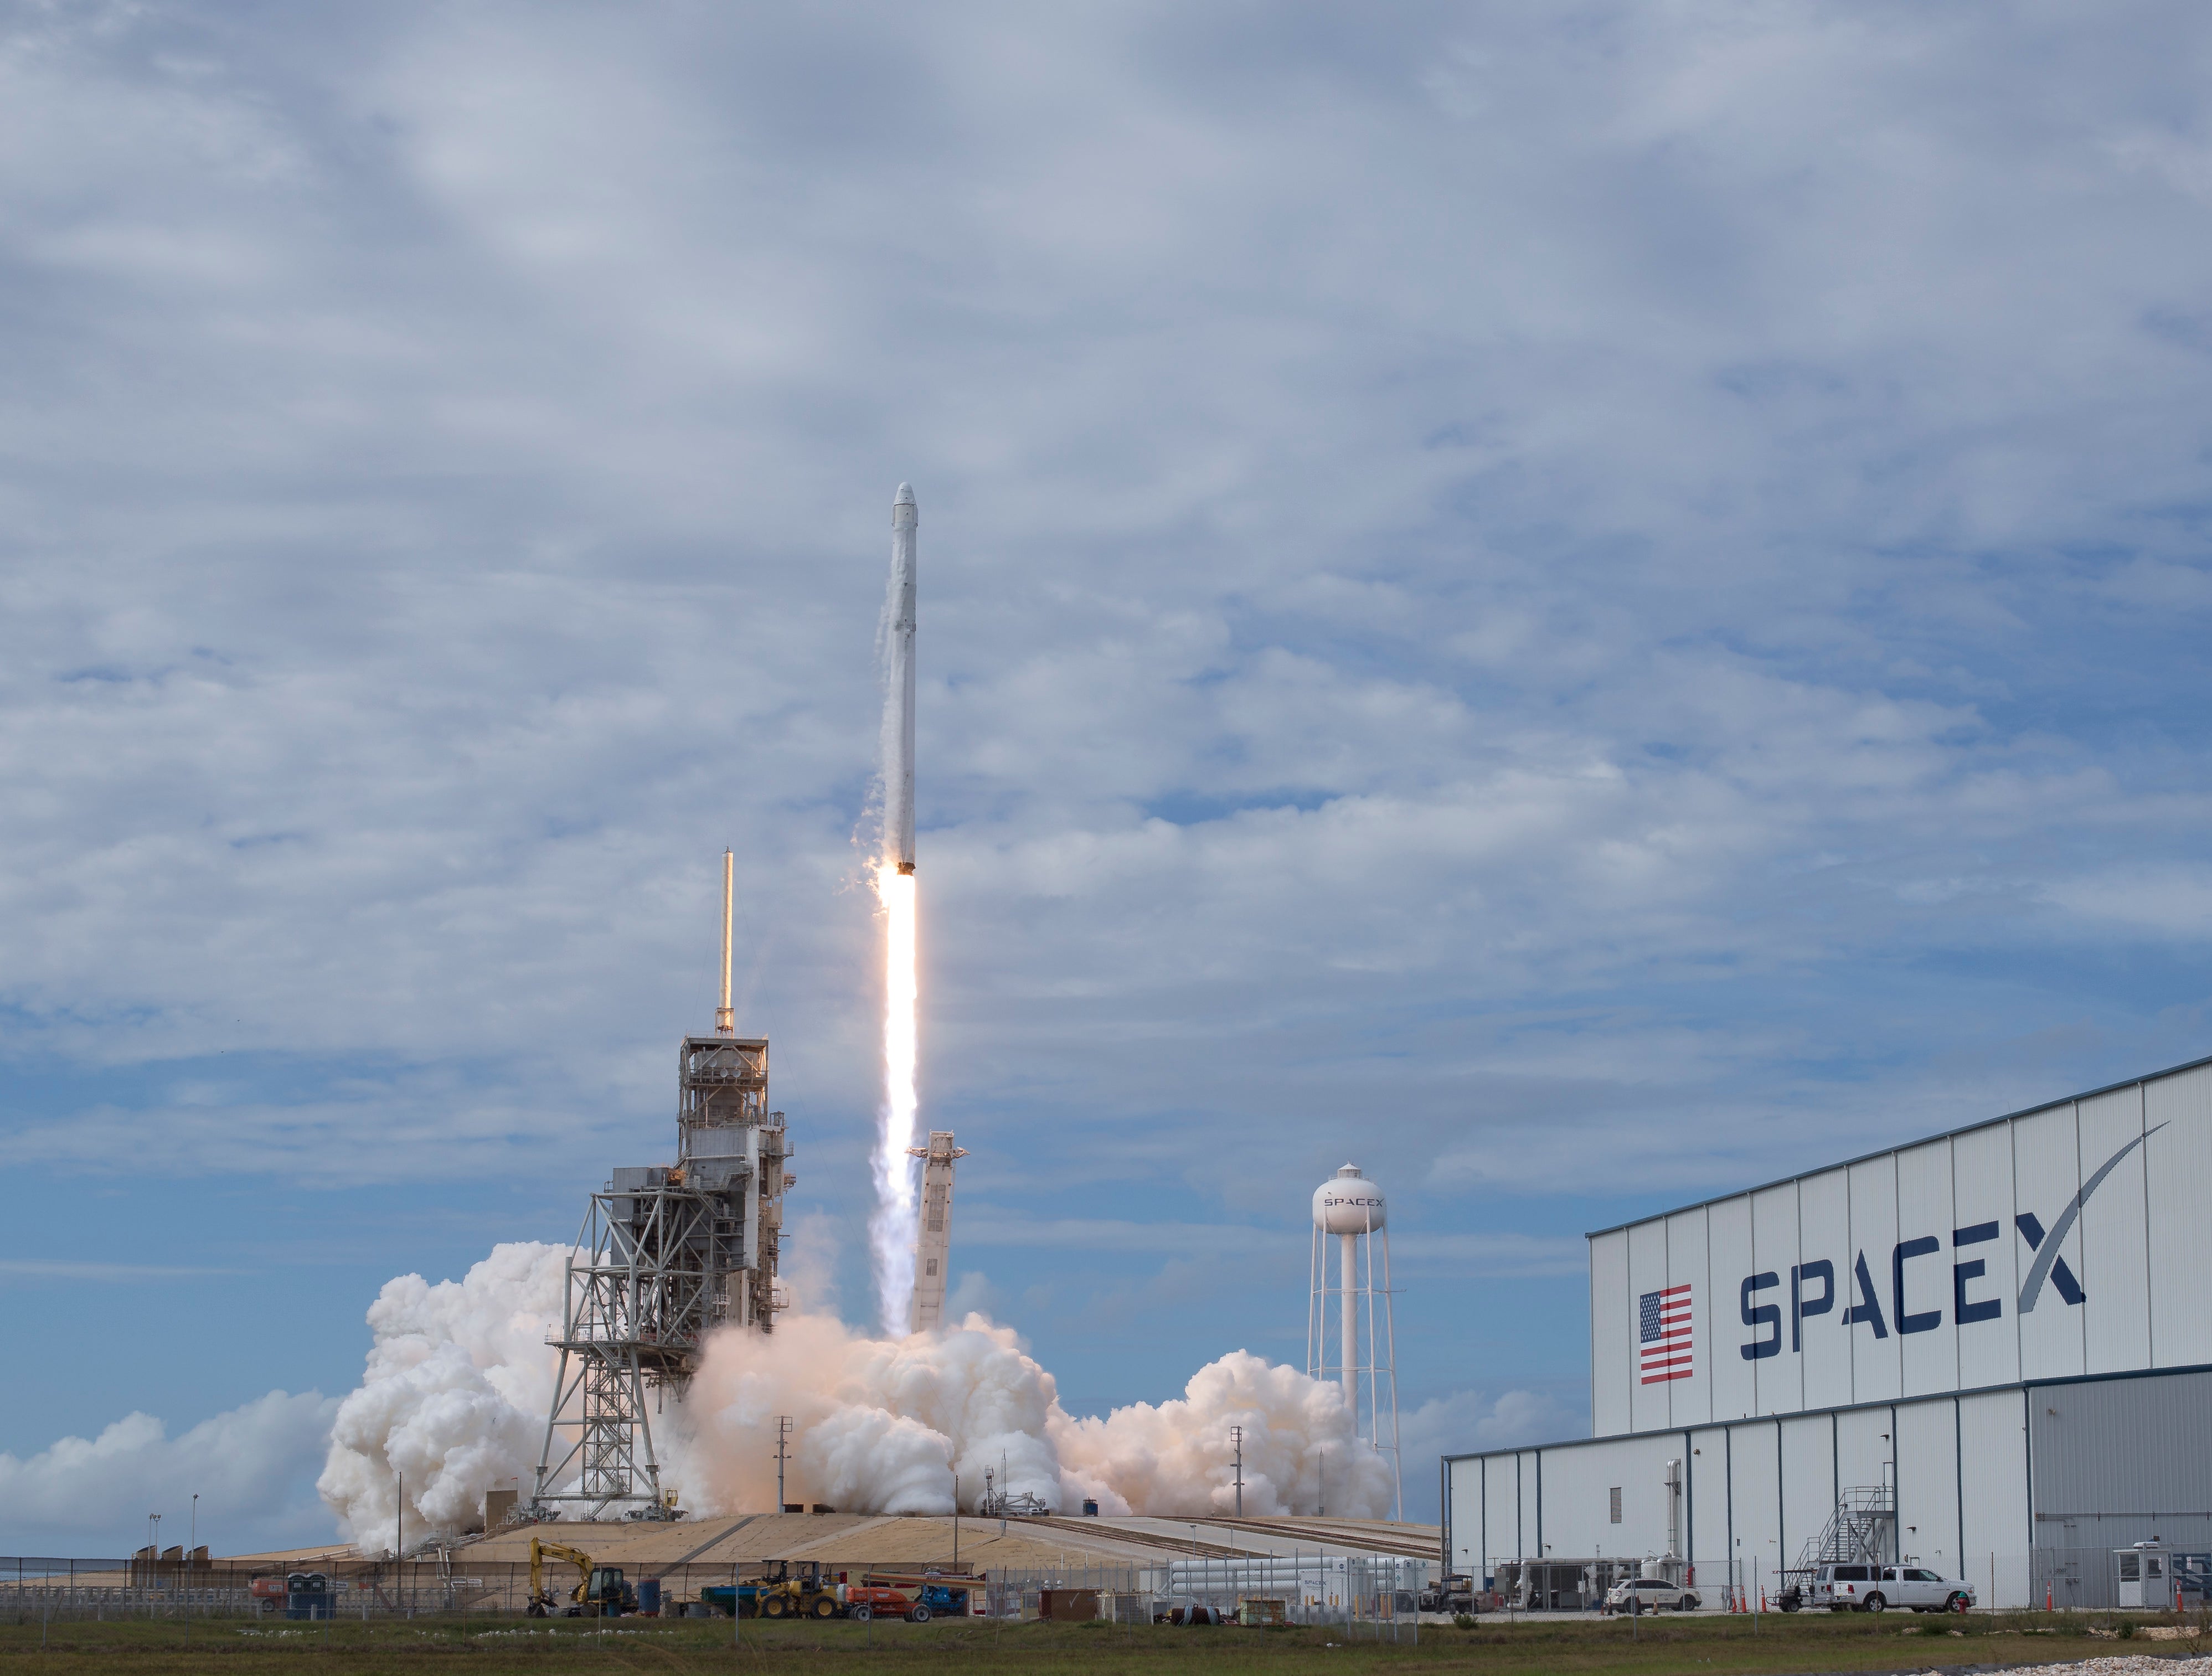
[0,1393,338,1558]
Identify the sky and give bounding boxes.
[6,0,2212,1555]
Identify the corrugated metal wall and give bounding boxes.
[2029,1369,2212,1556]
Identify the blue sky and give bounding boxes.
[6,0,2212,1554]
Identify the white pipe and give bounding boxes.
[1340,1230,1357,1412]
[1308,1225,1322,1380]
[1380,1224,1401,1519]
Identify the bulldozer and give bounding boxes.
[527,1537,637,1618]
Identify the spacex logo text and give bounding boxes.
[1737,1128,2159,1362]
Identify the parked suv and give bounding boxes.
[1812,1563,1973,1613]
[1601,1577,1701,1614]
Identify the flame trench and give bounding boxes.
[871,862,919,1334]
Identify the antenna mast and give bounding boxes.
[717,848,735,1035]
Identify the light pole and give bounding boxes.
[1229,1426,1245,1518]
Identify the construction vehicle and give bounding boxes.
[1419,1574,1477,1614]
[526,1537,637,1617]
[700,1561,843,1620]
[860,1570,974,1621]
[754,1560,844,1620]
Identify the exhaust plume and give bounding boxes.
[872,482,921,1335]
[316,1243,567,1551]
[319,1242,1395,1537]
[870,863,919,1335]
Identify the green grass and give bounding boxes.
[0,1611,2198,1676]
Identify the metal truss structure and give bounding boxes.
[531,1034,790,1520]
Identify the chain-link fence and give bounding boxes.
[1,1553,1423,1636]
[0,1558,987,1622]
[1159,1555,1424,1639]
[1475,1549,2212,1615]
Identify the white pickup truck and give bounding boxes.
[1813,1562,1974,1613]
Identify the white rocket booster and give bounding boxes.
[888,483,917,875]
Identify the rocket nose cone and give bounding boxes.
[894,483,916,506]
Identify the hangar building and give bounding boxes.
[1442,1054,2212,1610]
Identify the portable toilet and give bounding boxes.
[2117,1543,2172,1610]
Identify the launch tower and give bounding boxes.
[531,852,792,1519]
[906,1130,967,1332]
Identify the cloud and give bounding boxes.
[0,1393,339,1558]
[0,1261,241,1281]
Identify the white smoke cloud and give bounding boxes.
[316,1241,566,1550]
[1054,1350,1395,1518]
[674,1309,1066,1514]
[680,1321,1391,1519]
[314,1239,1394,1538]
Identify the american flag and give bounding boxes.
[1638,1283,1693,1384]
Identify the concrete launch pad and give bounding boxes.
[222,1513,1438,1575]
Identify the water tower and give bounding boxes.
[1308,1162,1401,1518]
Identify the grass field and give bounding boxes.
[0,1611,2203,1676]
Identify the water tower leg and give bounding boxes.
[1340,1231,1358,1413]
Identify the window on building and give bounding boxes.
[1609,1487,1622,1523]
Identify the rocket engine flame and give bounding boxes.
[871,483,922,1334]
[871,862,919,1334]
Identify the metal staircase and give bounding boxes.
[1795,1487,1895,1571]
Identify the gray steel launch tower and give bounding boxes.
[530,856,792,1520]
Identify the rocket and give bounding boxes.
[888,483,917,875]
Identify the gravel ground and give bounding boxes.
[1882,1657,2212,1675]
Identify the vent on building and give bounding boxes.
[1610,1487,1622,1523]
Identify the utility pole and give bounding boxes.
[1229,1426,1245,1518]
[774,1417,793,1511]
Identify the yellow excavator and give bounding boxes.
[527,1537,637,1617]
